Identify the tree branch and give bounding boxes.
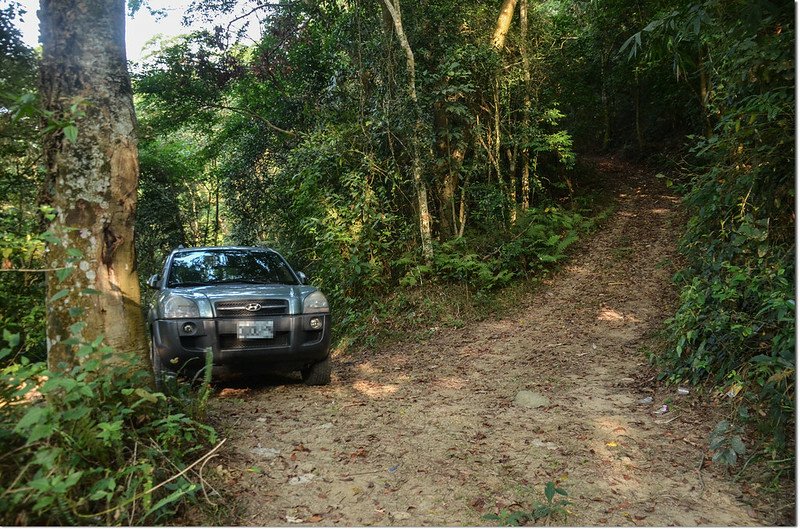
[201,103,296,137]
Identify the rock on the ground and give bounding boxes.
[514,390,550,408]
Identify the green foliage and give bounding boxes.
[651,0,794,453]
[0,332,219,525]
[709,420,747,467]
[0,209,54,364]
[500,207,587,274]
[482,481,571,526]
[0,16,45,363]
[396,205,588,293]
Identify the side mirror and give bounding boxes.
[297,271,308,285]
[146,274,161,289]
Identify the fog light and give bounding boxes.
[182,322,196,334]
[309,317,322,330]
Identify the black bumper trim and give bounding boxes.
[151,314,331,374]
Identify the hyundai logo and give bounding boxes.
[245,303,262,312]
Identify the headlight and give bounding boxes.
[303,291,329,314]
[162,296,201,319]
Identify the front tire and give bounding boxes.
[150,338,166,391]
[301,356,331,386]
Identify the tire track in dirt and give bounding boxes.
[208,157,767,526]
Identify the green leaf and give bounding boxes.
[144,483,197,518]
[27,421,56,443]
[135,387,160,403]
[62,125,78,143]
[32,494,55,512]
[16,405,48,431]
[49,288,70,303]
[64,470,83,488]
[3,329,20,348]
[544,481,556,502]
[69,322,86,335]
[62,406,91,421]
[55,267,74,282]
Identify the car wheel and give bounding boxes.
[301,356,331,386]
[150,338,165,391]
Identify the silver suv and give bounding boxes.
[146,246,331,385]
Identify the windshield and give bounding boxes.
[167,249,299,287]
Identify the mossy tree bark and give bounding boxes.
[39,0,149,372]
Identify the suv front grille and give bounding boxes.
[215,299,289,317]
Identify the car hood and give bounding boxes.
[158,283,319,316]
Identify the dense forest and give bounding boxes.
[0,0,794,524]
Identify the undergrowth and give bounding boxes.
[656,6,794,468]
[0,330,222,525]
[482,481,571,526]
[334,192,613,351]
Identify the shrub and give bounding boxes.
[661,4,794,453]
[0,330,219,525]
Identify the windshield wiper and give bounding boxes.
[210,279,274,285]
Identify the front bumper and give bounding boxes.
[151,314,331,375]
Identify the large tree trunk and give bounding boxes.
[491,0,519,50]
[380,0,434,261]
[39,0,149,372]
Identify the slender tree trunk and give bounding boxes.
[202,185,211,244]
[519,0,531,210]
[634,67,644,151]
[434,103,456,239]
[380,0,434,261]
[188,191,200,245]
[490,1,517,223]
[698,48,712,138]
[39,0,148,372]
[506,145,517,222]
[600,51,611,151]
[457,156,470,239]
[492,79,503,185]
[214,183,220,244]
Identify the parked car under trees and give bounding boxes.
[147,246,332,385]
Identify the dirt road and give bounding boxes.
[208,158,770,526]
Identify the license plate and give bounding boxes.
[237,321,274,339]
